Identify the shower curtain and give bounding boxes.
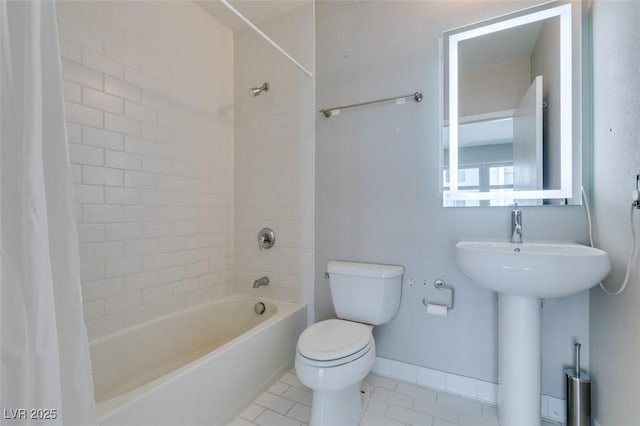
[0,1,97,424]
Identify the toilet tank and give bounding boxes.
[327,261,404,325]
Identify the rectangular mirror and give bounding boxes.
[442,1,583,207]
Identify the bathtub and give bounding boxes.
[90,294,306,426]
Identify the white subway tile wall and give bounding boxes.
[57,1,234,339]
[233,4,315,304]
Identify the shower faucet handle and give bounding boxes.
[257,227,275,250]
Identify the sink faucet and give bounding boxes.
[511,204,523,244]
[253,276,270,288]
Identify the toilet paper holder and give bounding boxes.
[422,279,454,310]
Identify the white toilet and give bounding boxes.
[295,260,404,426]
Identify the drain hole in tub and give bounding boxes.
[254,302,266,315]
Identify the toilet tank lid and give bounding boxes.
[327,261,404,278]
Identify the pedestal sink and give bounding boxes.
[455,241,610,426]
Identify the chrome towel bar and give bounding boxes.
[320,91,423,118]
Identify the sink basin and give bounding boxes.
[455,241,611,298]
[455,240,611,425]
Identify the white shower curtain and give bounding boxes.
[0,1,97,425]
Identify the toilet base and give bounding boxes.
[309,383,363,426]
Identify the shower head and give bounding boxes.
[250,82,269,97]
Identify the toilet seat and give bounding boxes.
[297,319,373,367]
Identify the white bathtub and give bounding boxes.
[90,294,306,426]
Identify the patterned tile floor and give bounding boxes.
[227,369,564,426]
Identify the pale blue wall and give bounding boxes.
[315,0,590,399]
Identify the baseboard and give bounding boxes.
[542,394,566,424]
[372,356,567,424]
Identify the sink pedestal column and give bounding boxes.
[498,294,541,426]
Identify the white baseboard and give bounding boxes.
[542,394,566,424]
[372,356,567,424]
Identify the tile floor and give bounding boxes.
[227,370,563,426]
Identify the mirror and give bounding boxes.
[442,2,583,207]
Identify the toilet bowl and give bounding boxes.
[295,261,403,426]
[295,319,376,426]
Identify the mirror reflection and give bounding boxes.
[442,3,580,207]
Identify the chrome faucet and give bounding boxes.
[253,276,270,288]
[511,204,523,244]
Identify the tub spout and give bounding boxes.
[253,276,270,288]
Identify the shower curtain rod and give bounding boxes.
[218,0,314,78]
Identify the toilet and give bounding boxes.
[295,261,404,426]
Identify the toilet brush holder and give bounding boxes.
[565,343,590,426]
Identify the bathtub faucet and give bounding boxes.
[253,276,270,288]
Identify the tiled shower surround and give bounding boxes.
[57,1,314,339]
[57,1,235,339]
[233,4,314,306]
